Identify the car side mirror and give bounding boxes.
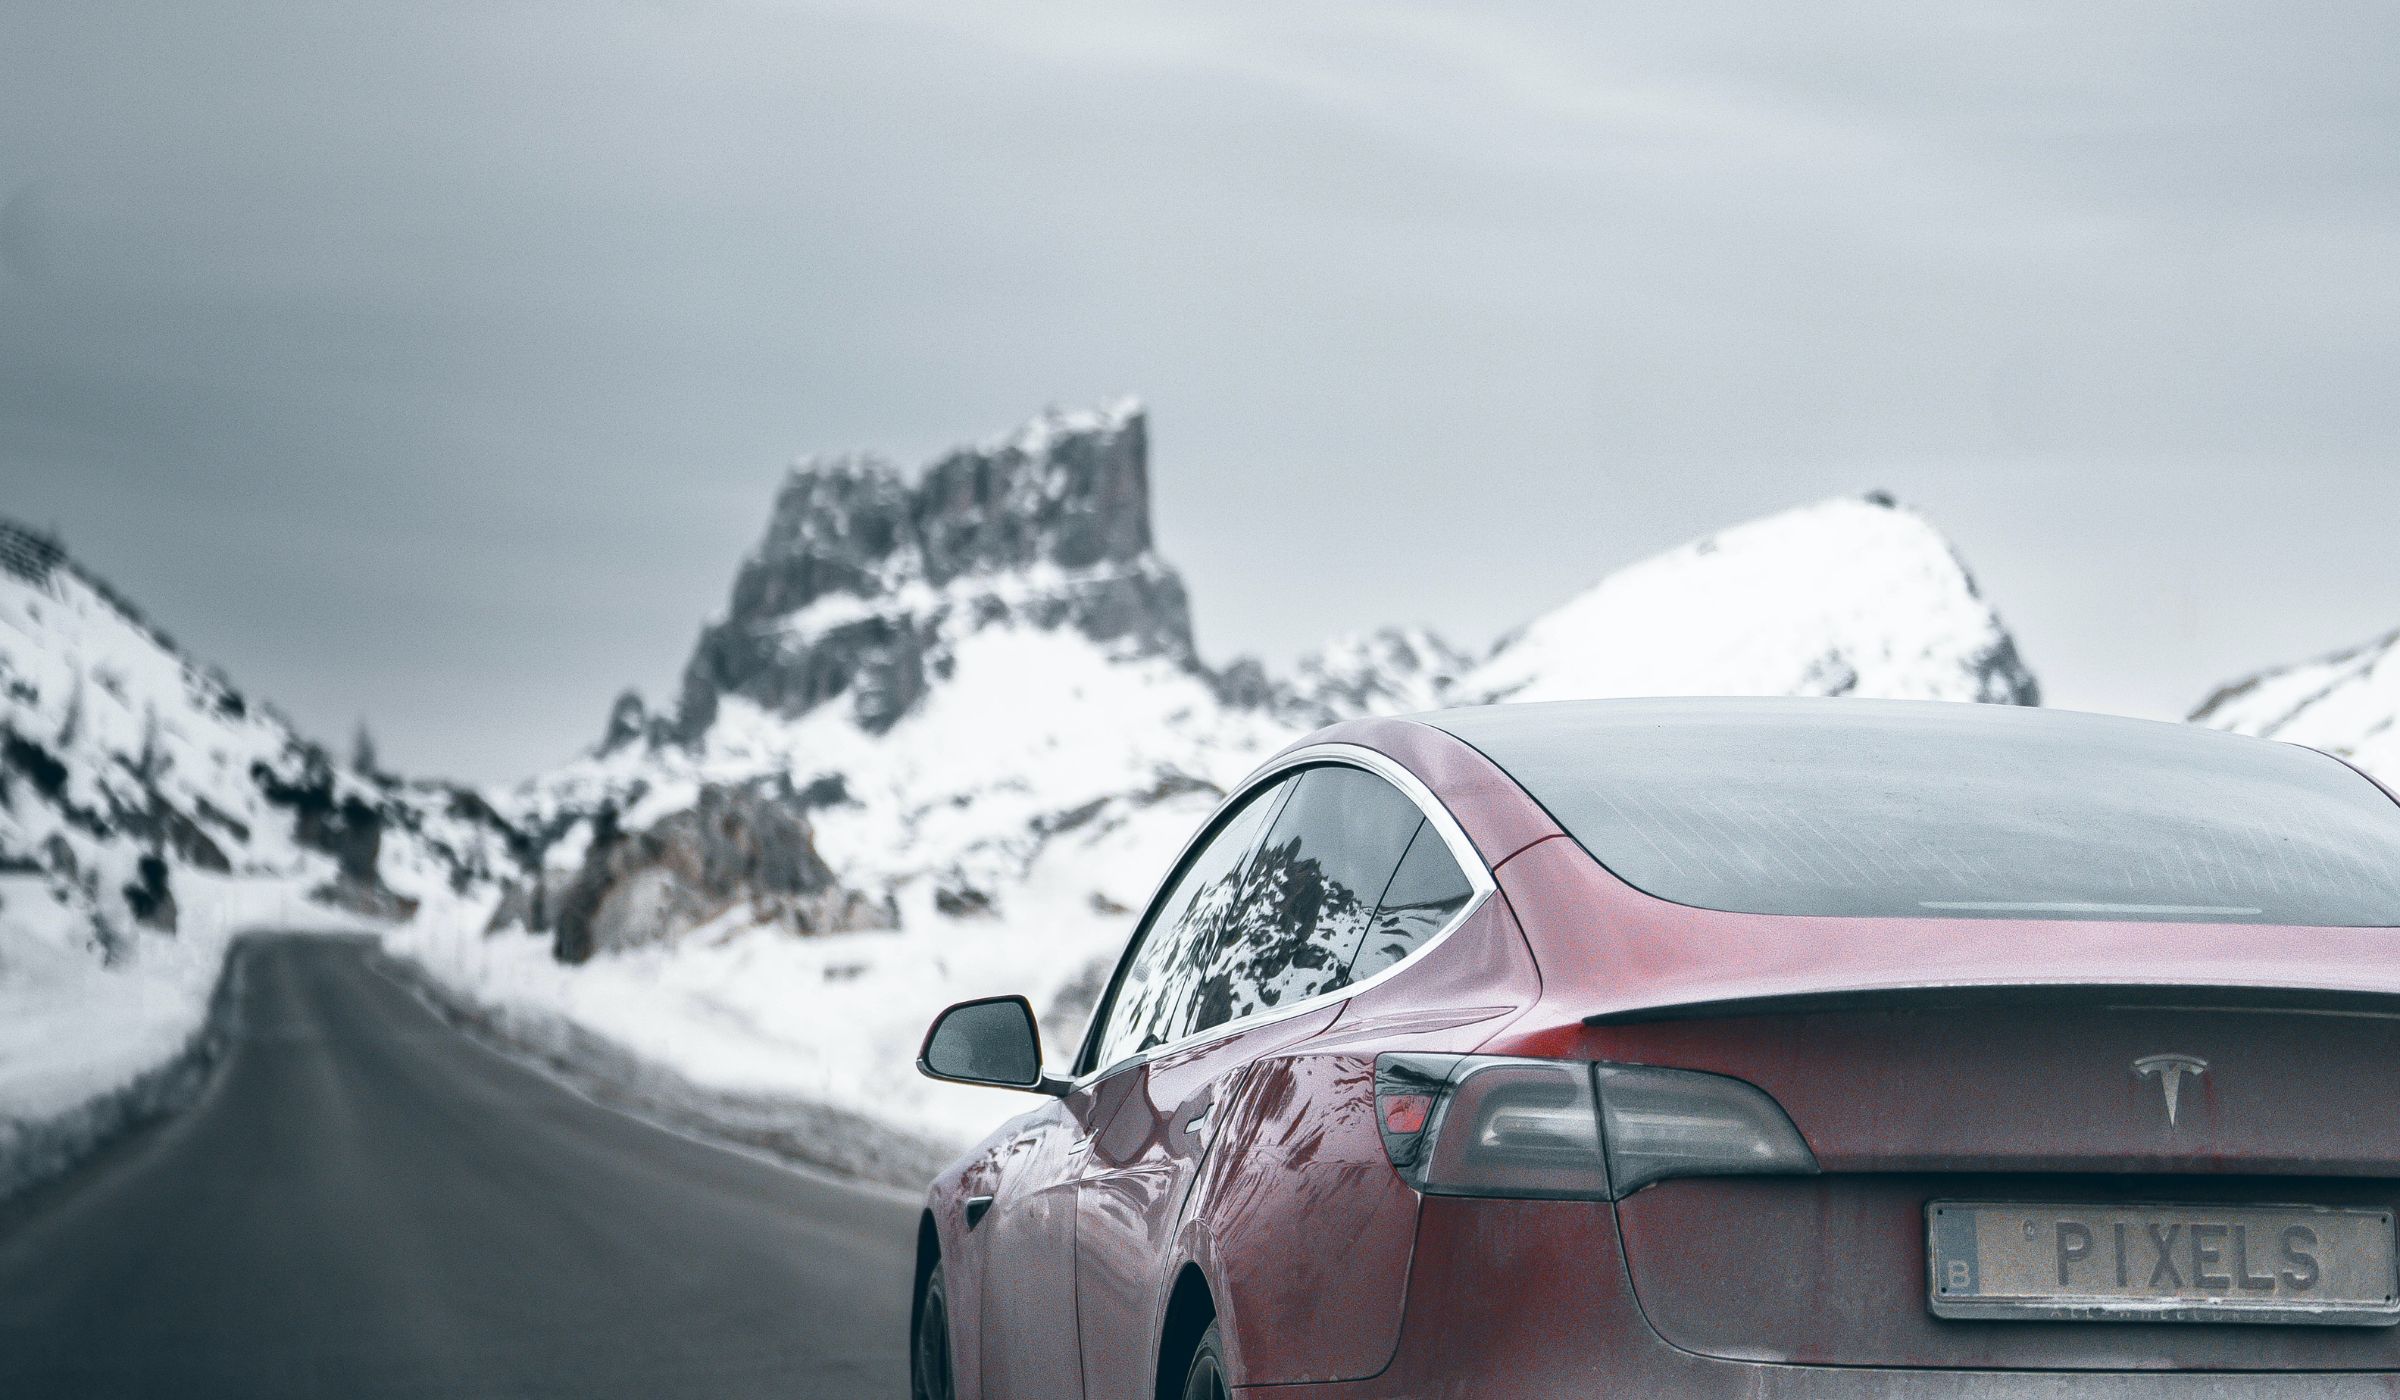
[918,995,1067,1095]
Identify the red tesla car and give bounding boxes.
[911,698,2400,1398]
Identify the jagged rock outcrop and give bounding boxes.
[550,781,889,963]
[665,401,1197,740]
[596,690,670,756]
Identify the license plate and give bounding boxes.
[1928,1201,2400,1326]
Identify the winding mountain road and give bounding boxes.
[0,937,919,1399]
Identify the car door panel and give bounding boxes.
[1017,775,1296,1400]
[1199,899,1542,1386]
[979,1095,1101,1400]
[1052,759,1467,1398]
[1195,1049,1418,1385]
[1073,764,1436,1396]
[1072,1006,1341,1400]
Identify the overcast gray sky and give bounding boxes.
[5,1,2398,781]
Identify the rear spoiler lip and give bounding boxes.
[1580,979,2400,1026]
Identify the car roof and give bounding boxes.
[1416,694,2280,756]
[1380,696,2400,1019]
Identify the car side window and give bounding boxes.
[1347,818,1476,981]
[1182,765,1427,1037]
[1088,778,1293,1073]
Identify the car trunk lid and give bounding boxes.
[1487,841,2400,1368]
[1572,997,2400,1369]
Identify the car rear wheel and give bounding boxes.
[911,1262,954,1400]
[1178,1322,1228,1400]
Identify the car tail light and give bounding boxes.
[1374,1053,1817,1200]
[1590,1063,1816,1196]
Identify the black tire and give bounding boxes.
[911,1262,955,1400]
[1178,1322,1228,1400]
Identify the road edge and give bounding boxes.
[373,947,953,1195]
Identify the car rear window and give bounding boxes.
[1427,699,2400,926]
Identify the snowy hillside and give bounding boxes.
[2191,627,2400,782]
[392,408,2043,1146]
[0,521,514,1149]
[1461,494,2037,707]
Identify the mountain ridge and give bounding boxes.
[2190,625,2400,786]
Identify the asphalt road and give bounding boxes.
[0,936,921,1399]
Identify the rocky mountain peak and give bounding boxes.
[666,401,1197,740]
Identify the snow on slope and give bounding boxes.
[1463,495,2038,707]
[393,412,2042,1150]
[0,521,512,1162]
[1272,626,1473,725]
[2190,627,2400,781]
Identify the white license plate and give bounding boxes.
[1928,1201,2400,1326]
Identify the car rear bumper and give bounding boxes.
[1240,1366,2400,1398]
[1235,1197,2400,1398]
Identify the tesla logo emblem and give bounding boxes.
[2133,1054,2208,1127]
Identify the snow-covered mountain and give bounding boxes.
[0,521,516,1141]
[2190,628,2400,783]
[395,403,2041,1142]
[0,525,491,941]
[1458,493,2037,708]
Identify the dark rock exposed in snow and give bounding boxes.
[0,521,66,587]
[121,853,175,933]
[597,690,669,756]
[550,780,889,963]
[252,755,389,890]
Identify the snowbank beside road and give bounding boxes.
[388,920,1041,1152]
[386,783,1217,1152]
[0,882,384,1203]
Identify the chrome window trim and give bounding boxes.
[1069,741,1499,1087]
